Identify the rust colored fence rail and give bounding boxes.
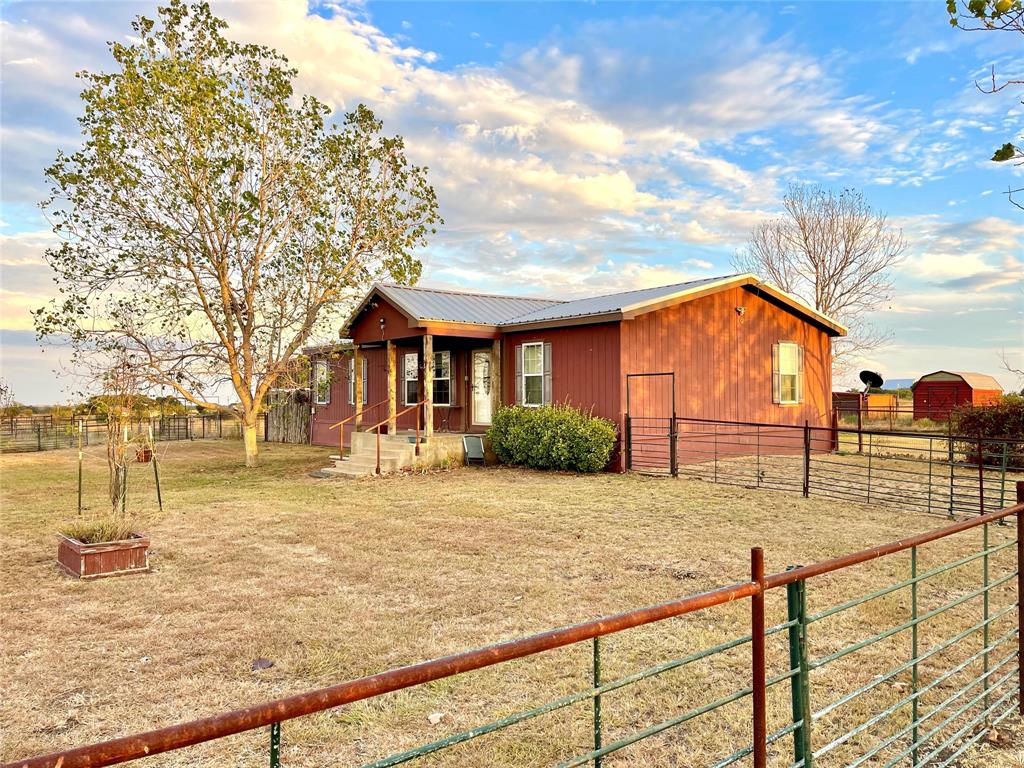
[8,485,1024,768]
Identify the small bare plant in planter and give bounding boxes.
[57,355,151,579]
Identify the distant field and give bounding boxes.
[1,441,1020,767]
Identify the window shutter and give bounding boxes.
[771,343,780,404]
[796,345,805,404]
[543,342,552,405]
[347,359,354,405]
[362,358,368,405]
[514,344,523,406]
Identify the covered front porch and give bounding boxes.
[347,333,502,440]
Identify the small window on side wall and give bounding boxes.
[516,341,551,407]
[772,342,804,405]
[313,360,330,405]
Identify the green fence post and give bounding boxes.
[786,570,813,768]
[77,420,84,517]
[270,721,281,768]
[911,546,919,767]
[593,636,602,767]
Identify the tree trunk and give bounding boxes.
[109,462,124,515]
[243,417,260,467]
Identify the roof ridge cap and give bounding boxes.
[377,282,566,304]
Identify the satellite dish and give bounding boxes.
[859,370,884,391]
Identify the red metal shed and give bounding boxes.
[910,371,1003,420]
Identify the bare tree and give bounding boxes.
[0,379,23,420]
[734,184,906,373]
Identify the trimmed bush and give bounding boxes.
[487,404,617,473]
[950,396,1024,466]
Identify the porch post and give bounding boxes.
[490,338,502,418]
[386,340,397,434]
[354,344,364,430]
[423,334,434,440]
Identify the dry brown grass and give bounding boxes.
[0,440,1020,767]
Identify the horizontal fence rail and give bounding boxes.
[629,416,1023,519]
[0,414,269,453]
[8,484,1024,768]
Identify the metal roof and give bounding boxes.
[503,275,742,324]
[344,273,846,336]
[375,284,562,325]
[914,371,1004,391]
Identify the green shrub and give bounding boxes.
[950,397,1024,466]
[487,404,617,473]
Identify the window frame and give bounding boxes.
[775,341,803,406]
[433,350,452,407]
[313,360,330,406]
[522,341,545,407]
[403,352,420,406]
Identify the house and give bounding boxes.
[911,371,1003,421]
[305,273,846,475]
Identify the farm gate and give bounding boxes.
[624,372,676,475]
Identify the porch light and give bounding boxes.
[379,316,386,334]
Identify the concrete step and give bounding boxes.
[317,465,370,478]
[337,455,411,473]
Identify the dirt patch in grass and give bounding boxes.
[0,440,1018,766]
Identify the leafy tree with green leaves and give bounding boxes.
[35,1,441,466]
[947,0,1024,209]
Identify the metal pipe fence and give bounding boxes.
[628,416,1023,519]
[0,414,270,453]
[7,486,1024,768]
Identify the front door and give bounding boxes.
[471,349,492,426]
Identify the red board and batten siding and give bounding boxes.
[309,348,390,447]
[619,286,832,429]
[501,323,622,420]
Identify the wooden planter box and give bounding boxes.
[136,447,153,463]
[57,533,150,580]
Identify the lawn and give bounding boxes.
[1,440,1021,767]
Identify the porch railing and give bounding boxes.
[328,398,390,459]
[365,399,429,475]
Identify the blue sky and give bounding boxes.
[1,0,1021,404]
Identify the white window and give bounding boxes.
[433,351,451,406]
[404,352,419,406]
[522,342,544,407]
[347,357,367,405]
[313,360,330,405]
[773,342,804,405]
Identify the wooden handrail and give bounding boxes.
[327,398,389,459]
[327,398,390,431]
[364,399,426,433]
[368,400,429,475]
